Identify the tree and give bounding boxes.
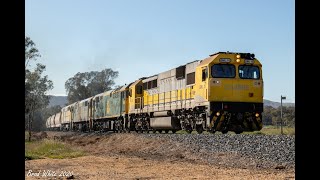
[262,106,273,125]
[25,37,53,141]
[25,37,40,75]
[272,116,281,126]
[65,69,118,104]
[261,105,295,127]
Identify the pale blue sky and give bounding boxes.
[25,0,295,103]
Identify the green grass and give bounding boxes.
[25,131,30,141]
[25,139,85,160]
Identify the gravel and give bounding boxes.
[139,133,295,169]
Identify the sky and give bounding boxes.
[25,0,295,103]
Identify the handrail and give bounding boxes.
[137,88,194,111]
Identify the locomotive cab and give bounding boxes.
[194,52,263,133]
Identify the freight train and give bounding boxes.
[46,52,263,134]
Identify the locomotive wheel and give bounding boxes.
[234,126,243,134]
[165,130,169,134]
[222,129,228,134]
[135,127,140,133]
[210,129,216,134]
[186,125,193,134]
[126,128,130,133]
[196,125,203,134]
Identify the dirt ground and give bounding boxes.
[25,131,295,179]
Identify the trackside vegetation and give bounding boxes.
[25,139,85,160]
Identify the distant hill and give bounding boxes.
[48,95,68,108]
[263,99,295,108]
[47,96,294,109]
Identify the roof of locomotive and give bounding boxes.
[200,51,261,66]
[140,59,200,82]
[94,92,105,98]
[129,79,142,87]
[118,82,134,92]
[209,51,255,58]
[81,96,94,102]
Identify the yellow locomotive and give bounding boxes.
[47,51,263,134]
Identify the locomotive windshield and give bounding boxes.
[211,64,235,78]
[239,65,260,79]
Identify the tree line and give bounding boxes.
[262,105,295,127]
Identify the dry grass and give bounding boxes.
[260,125,295,135]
